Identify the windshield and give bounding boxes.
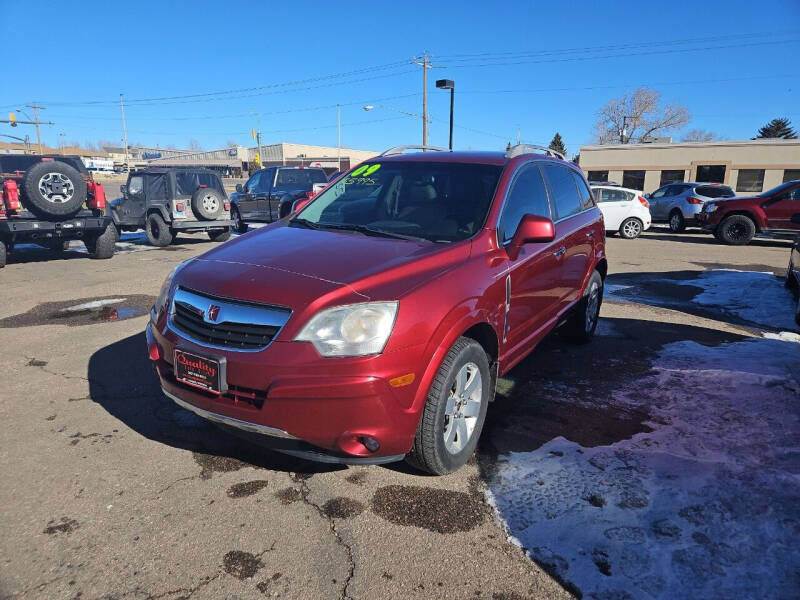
[275,168,327,189]
[294,161,502,243]
[761,181,796,197]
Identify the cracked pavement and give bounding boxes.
[1,228,795,599]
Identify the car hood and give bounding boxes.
[176,223,470,307]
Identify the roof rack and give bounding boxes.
[379,145,450,156]
[505,144,566,161]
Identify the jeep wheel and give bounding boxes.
[562,270,603,344]
[406,337,491,475]
[232,206,248,234]
[668,210,685,233]
[619,218,643,239]
[86,223,118,259]
[208,228,231,242]
[718,214,756,246]
[22,161,87,221]
[145,213,172,247]
[191,188,223,221]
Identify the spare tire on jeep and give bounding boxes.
[191,188,223,221]
[22,161,87,221]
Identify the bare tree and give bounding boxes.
[593,88,690,144]
[84,141,97,151]
[681,129,723,142]
[188,139,204,151]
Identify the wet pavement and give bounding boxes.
[0,228,796,600]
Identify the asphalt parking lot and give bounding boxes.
[1,227,798,600]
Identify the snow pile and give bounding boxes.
[486,337,800,600]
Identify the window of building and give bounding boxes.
[587,170,608,183]
[735,169,765,193]
[542,164,582,220]
[695,164,726,183]
[498,165,551,243]
[659,170,685,186]
[622,170,645,191]
[783,169,800,183]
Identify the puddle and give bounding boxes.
[0,295,155,328]
[43,517,79,535]
[227,480,269,499]
[321,497,365,519]
[371,485,486,533]
[222,550,263,579]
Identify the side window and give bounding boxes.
[571,171,594,210]
[128,175,143,195]
[597,189,614,203]
[650,186,668,198]
[245,171,261,193]
[542,165,582,220]
[258,169,273,193]
[498,165,551,244]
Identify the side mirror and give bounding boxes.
[791,213,800,225]
[507,214,555,260]
[644,193,651,199]
[120,184,127,195]
[235,184,243,193]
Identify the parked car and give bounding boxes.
[785,214,800,325]
[230,166,327,233]
[697,180,800,245]
[646,182,735,232]
[146,144,607,474]
[591,184,651,239]
[109,167,233,247]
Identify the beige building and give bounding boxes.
[579,139,800,194]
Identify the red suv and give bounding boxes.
[145,145,607,474]
[697,179,800,245]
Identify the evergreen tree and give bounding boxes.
[549,132,567,155]
[755,118,797,139]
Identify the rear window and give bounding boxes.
[695,185,735,198]
[275,168,327,189]
[175,172,224,196]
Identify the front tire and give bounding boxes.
[562,270,603,343]
[619,217,643,239]
[145,213,172,247]
[232,206,248,234]
[668,210,685,233]
[86,223,118,259]
[406,337,491,475]
[718,214,756,246]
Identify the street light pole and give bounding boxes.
[120,94,130,172]
[337,103,341,171]
[436,79,455,150]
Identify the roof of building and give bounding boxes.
[581,138,800,151]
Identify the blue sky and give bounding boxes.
[1,0,798,155]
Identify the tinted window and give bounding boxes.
[587,170,608,183]
[598,188,628,203]
[696,164,726,183]
[275,168,327,189]
[245,171,261,193]
[622,170,645,191]
[572,171,594,210]
[659,170,685,186]
[543,165,582,219]
[695,185,735,198]
[499,165,551,243]
[174,172,224,196]
[145,174,168,200]
[783,169,800,183]
[736,169,765,193]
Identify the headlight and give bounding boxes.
[295,302,398,357]
[704,202,718,213]
[154,263,185,319]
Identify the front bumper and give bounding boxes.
[145,319,424,463]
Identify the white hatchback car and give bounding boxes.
[591,185,652,239]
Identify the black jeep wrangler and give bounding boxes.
[110,167,234,246]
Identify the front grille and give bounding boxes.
[169,287,291,351]
[173,302,278,349]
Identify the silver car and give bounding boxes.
[646,182,735,232]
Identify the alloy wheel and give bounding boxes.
[443,362,482,454]
[585,280,601,333]
[623,220,641,238]
[38,173,75,203]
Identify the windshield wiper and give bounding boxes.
[322,223,430,242]
[289,218,322,229]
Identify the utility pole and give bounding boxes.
[120,94,130,172]
[413,53,432,148]
[619,115,634,144]
[26,103,45,155]
[337,103,341,171]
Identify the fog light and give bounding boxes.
[360,436,380,453]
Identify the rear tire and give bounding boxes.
[22,161,86,221]
[562,270,603,344]
[232,206,248,233]
[619,218,643,239]
[191,188,223,221]
[668,210,685,233]
[406,337,491,475]
[718,214,756,246]
[208,228,231,242]
[86,222,118,259]
[145,213,172,247]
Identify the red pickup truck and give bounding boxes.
[697,179,800,245]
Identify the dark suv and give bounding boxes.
[230,166,327,232]
[110,167,233,246]
[146,145,607,474]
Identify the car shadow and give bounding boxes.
[642,230,792,248]
[87,331,341,476]
[6,245,90,265]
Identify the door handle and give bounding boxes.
[553,246,566,257]
[586,230,595,238]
